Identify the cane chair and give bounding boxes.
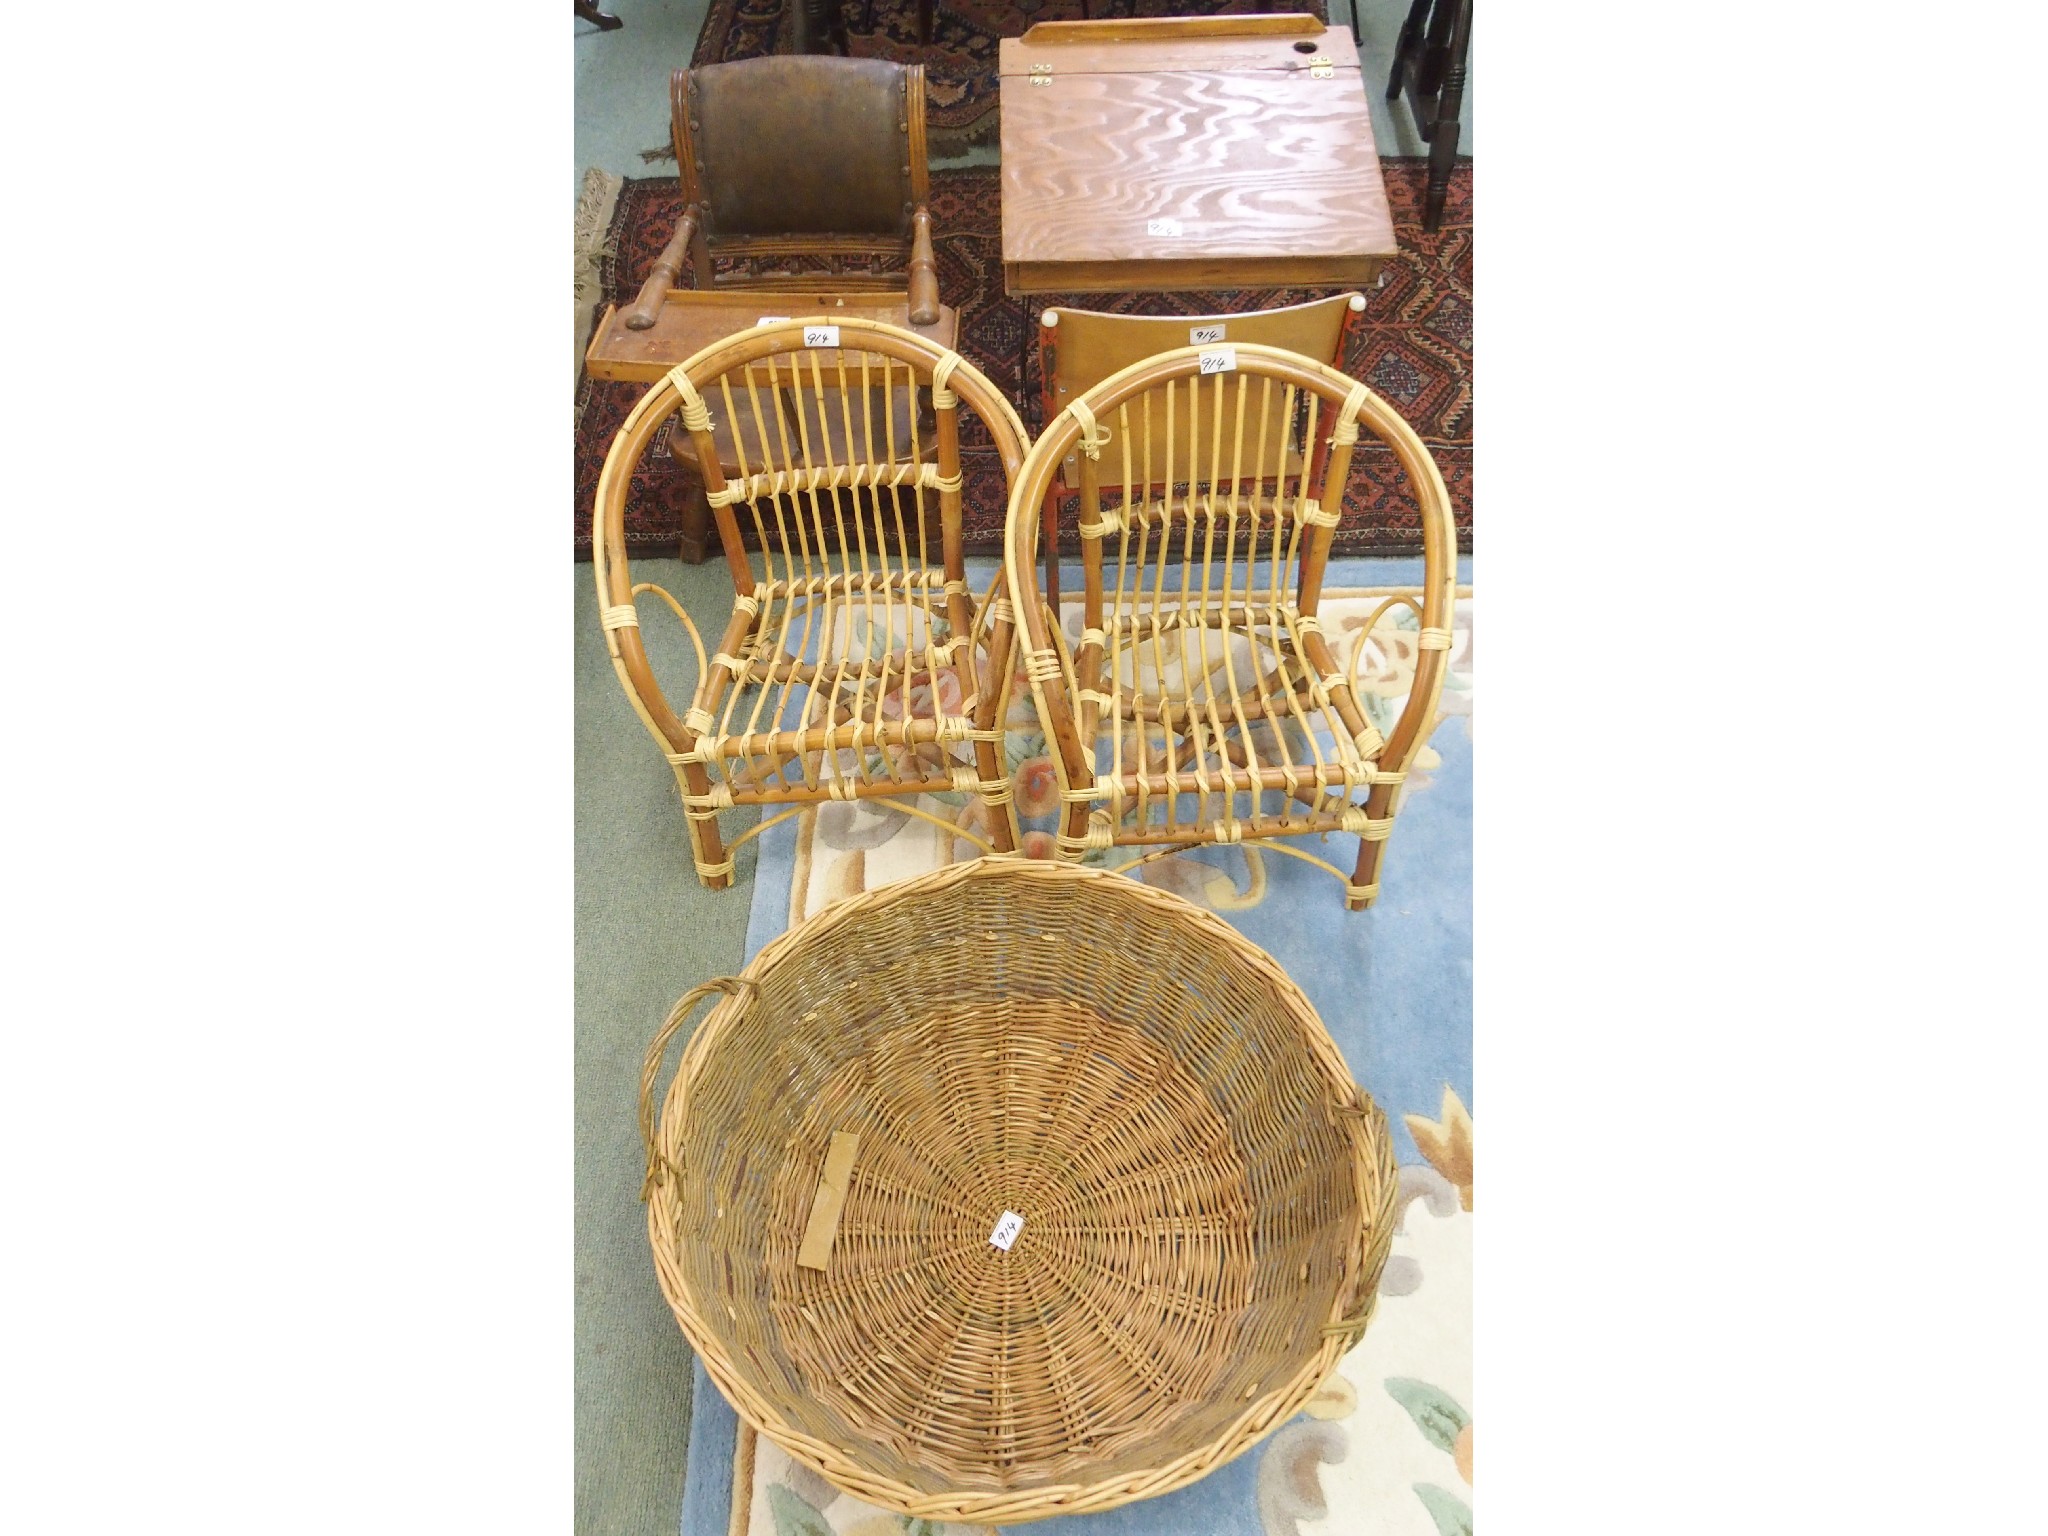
[1004,343,1457,909]
[596,320,1029,888]
[1035,293,1366,605]
[622,56,942,332]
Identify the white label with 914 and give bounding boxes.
[1146,218,1185,238]
[1198,347,1238,375]
[989,1210,1025,1250]
[804,325,840,348]
[1190,324,1226,344]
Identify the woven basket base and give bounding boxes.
[763,997,1257,1484]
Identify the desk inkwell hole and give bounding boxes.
[1293,40,1318,54]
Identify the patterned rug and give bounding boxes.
[573,161,1472,562]
[686,0,1331,156]
[673,554,1474,1536]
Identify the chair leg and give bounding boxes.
[1424,116,1461,234]
[1057,798,1094,864]
[674,478,717,565]
[977,742,1020,855]
[574,0,624,31]
[1423,0,1471,234]
[1347,833,1385,911]
[793,0,837,54]
[1388,0,1431,101]
[1345,774,1403,909]
[1042,484,1062,615]
[680,766,734,890]
[1015,296,1033,423]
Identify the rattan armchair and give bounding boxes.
[595,320,1029,888]
[1004,342,1457,908]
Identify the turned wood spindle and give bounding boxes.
[624,209,699,331]
[907,207,939,326]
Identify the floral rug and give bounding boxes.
[685,0,1332,157]
[675,554,1474,1536]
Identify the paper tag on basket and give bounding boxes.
[1198,346,1238,375]
[803,324,840,348]
[1190,323,1226,344]
[1146,218,1185,238]
[989,1210,1025,1250]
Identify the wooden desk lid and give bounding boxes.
[998,17,1392,285]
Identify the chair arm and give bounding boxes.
[623,209,699,331]
[907,206,939,326]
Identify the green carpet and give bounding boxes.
[574,557,760,1536]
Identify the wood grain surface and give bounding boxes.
[998,22,1394,296]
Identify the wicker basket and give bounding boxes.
[640,860,1398,1524]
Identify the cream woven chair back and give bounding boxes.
[595,320,1030,888]
[1004,342,1458,907]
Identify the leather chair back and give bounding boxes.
[682,57,914,241]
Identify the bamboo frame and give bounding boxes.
[641,858,1400,1521]
[1003,343,1458,909]
[595,320,1031,888]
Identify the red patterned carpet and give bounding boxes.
[573,160,1472,561]
[688,0,1330,154]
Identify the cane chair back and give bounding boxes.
[1034,294,1364,601]
[596,320,1029,888]
[623,57,942,331]
[1005,342,1457,908]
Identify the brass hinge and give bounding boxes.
[1029,61,1052,86]
[1307,55,1334,78]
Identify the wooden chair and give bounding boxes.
[595,320,1029,889]
[623,56,941,333]
[1386,0,1471,232]
[1035,293,1367,607]
[1004,342,1457,909]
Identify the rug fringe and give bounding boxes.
[574,166,624,405]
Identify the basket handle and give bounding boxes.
[1320,1087,1394,1348]
[638,975,758,1201]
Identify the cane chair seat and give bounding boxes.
[595,320,1032,888]
[1074,588,1396,837]
[1005,342,1458,908]
[679,566,991,810]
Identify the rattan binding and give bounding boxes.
[641,858,1398,1523]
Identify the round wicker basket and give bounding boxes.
[640,859,1397,1524]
